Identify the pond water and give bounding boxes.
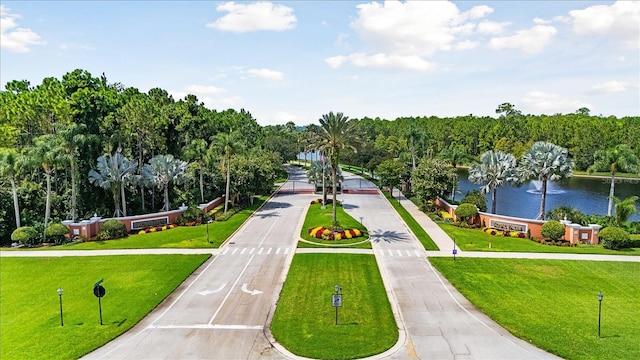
[455,168,640,222]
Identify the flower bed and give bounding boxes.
[138,224,177,235]
[483,227,526,238]
[308,226,363,241]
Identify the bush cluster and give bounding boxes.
[98,219,128,240]
[541,220,565,241]
[599,226,631,250]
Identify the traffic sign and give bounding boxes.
[93,285,106,298]
[332,294,343,307]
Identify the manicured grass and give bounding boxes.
[299,202,372,249]
[439,223,640,255]
[0,255,210,360]
[384,192,439,250]
[429,258,640,360]
[44,198,267,250]
[271,253,397,359]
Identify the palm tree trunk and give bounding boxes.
[199,165,204,203]
[11,176,21,228]
[224,156,231,213]
[70,158,77,221]
[45,170,52,227]
[332,165,338,229]
[491,186,497,214]
[164,184,170,211]
[121,183,127,216]
[539,177,548,220]
[607,172,615,216]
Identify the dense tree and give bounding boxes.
[183,139,209,203]
[612,196,638,226]
[468,150,519,214]
[148,154,188,211]
[0,148,22,228]
[211,131,244,213]
[518,142,574,220]
[28,135,64,227]
[376,158,407,198]
[587,145,640,216]
[88,152,138,217]
[411,158,456,210]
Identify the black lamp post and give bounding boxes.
[57,288,64,326]
[597,292,603,338]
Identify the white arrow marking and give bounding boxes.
[197,283,227,296]
[241,283,263,296]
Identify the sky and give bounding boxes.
[1,1,639,126]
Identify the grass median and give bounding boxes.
[271,253,397,359]
[385,192,439,250]
[0,255,210,360]
[430,258,640,360]
[299,202,372,249]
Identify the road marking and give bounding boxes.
[387,249,393,256]
[406,250,411,257]
[397,250,403,257]
[415,250,421,257]
[150,324,263,330]
[284,248,290,254]
[267,247,272,254]
[232,248,238,255]
[241,283,263,296]
[197,283,227,296]
[249,248,255,254]
[276,248,281,254]
[258,247,264,254]
[240,248,247,254]
[222,248,229,255]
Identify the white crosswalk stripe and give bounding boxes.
[378,249,425,257]
[219,247,292,256]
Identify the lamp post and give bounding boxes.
[597,292,603,338]
[57,288,64,326]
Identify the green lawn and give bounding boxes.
[429,258,640,360]
[385,192,439,250]
[0,255,209,360]
[439,223,640,255]
[41,198,267,250]
[271,253,397,359]
[299,202,372,249]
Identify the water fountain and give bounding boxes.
[526,179,566,195]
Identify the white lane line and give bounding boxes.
[267,247,272,254]
[232,248,238,255]
[284,248,290,254]
[150,324,263,330]
[397,250,403,257]
[258,247,264,254]
[240,248,247,255]
[249,248,255,254]
[276,248,281,254]
[222,248,229,255]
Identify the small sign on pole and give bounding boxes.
[93,279,106,325]
[332,284,342,325]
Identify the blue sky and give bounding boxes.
[1,1,638,126]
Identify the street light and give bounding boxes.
[57,288,64,326]
[598,292,603,338]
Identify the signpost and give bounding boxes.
[452,238,458,261]
[93,279,106,325]
[332,284,342,325]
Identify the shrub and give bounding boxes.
[455,203,478,224]
[44,223,70,245]
[599,226,631,250]
[176,205,204,225]
[460,189,487,212]
[11,226,39,246]
[98,219,128,240]
[541,220,565,241]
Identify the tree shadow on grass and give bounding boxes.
[369,229,410,243]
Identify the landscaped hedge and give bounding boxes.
[599,226,631,250]
[541,220,565,241]
[11,226,38,246]
[98,219,128,240]
[307,227,363,241]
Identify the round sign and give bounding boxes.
[93,285,106,298]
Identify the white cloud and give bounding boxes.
[185,84,227,95]
[58,43,95,51]
[247,68,284,80]
[521,90,592,114]
[206,1,296,33]
[453,40,477,50]
[589,80,629,94]
[569,1,639,49]
[477,21,509,35]
[488,25,556,54]
[465,5,494,19]
[325,52,434,71]
[0,5,43,53]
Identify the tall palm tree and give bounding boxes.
[405,124,424,170]
[587,145,640,216]
[312,112,360,229]
[518,142,574,220]
[211,131,243,213]
[88,152,138,217]
[28,135,63,227]
[468,150,518,214]
[0,148,22,228]
[55,122,92,221]
[183,139,209,203]
[148,154,188,211]
[439,144,472,201]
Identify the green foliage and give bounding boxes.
[541,220,566,240]
[460,189,487,212]
[176,205,204,225]
[11,226,38,246]
[599,226,631,250]
[44,222,70,244]
[411,158,455,209]
[98,219,128,240]
[455,203,478,223]
[376,158,407,196]
[545,206,589,225]
[613,195,638,226]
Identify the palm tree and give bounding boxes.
[28,135,63,227]
[183,139,208,203]
[88,152,138,217]
[55,122,93,221]
[468,150,519,214]
[518,142,574,220]
[439,144,472,201]
[587,145,640,216]
[312,112,360,229]
[211,131,243,213]
[0,148,22,228]
[612,195,638,226]
[405,124,424,171]
[148,154,188,211]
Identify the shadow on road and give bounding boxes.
[369,229,410,243]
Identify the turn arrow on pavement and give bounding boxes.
[241,283,263,296]
[197,283,226,296]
